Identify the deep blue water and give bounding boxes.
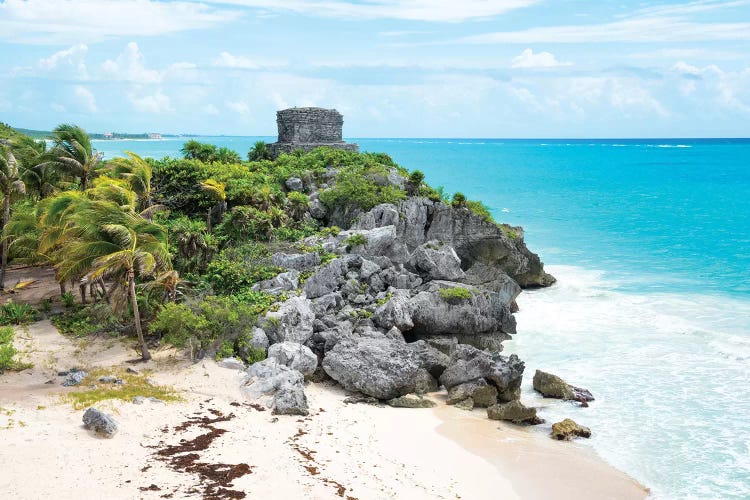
[95,137,750,499]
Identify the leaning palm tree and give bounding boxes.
[43,124,100,190]
[199,179,226,232]
[105,151,157,217]
[60,204,170,361]
[0,147,26,289]
[247,141,271,161]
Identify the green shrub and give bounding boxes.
[40,298,52,313]
[497,223,519,239]
[0,301,36,325]
[319,170,406,212]
[343,233,367,252]
[51,303,122,338]
[0,326,18,371]
[152,295,270,355]
[215,341,236,360]
[466,200,494,222]
[61,292,75,308]
[204,244,283,295]
[438,287,473,304]
[451,192,467,208]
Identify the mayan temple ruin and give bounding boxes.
[267,107,359,158]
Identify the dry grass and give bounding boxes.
[62,367,182,410]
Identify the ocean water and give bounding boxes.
[94,137,750,499]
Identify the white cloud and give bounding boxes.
[128,89,172,113]
[462,18,750,44]
[38,43,89,79]
[670,62,750,113]
[225,100,250,115]
[214,52,259,69]
[102,42,161,83]
[0,0,236,44]
[203,104,220,115]
[511,49,571,69]
[205,0,538,22]
[73,85,98,112]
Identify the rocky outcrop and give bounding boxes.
[446,379,498,408]
[82,408,118,437]
[242,358,308,415]
[267,342,318,377]
[354,199,555,288]
[487,401,542,425]
[386,394,436,408]
[263,297,315,344]
[271,252,321,272]
[440,345,524,403]
[551,419,591,440]
[409,241,465,281]
[533,370,594,404]
[322,338,435,400]
[252,270,300,295]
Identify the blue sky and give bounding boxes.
[1,0,749,137]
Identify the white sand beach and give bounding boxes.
[0,320,648,500]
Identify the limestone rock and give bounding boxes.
[62,370,87,387]
[532,370,595,403]
[386,394,436,408]
[409,241,466,281]
[372,290,414,331]
[304,259,347,299]
[273,381,309,416]
[285,177,304,192]
[218,357,246,370]
[242,358,308,415]
[264,297,315,344]
[446,379,498,408]
[267,342,318,377]
[271,252,321,272]
[551,419,591,440]
[251,270,300,295]
[487,400,542,425]
[439,345,524,402]
[409,340,450,379]
[322,338,423,400]
[455,398,475,411]
[82,408,118,437]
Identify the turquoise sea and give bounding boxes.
[94,137,750,499]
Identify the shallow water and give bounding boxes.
[94,136,750,498]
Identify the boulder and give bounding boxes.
[439,345,524,402]
[372,290,414,331]
[551,419,591,440]
[408,281,516,336]
[309,198,327,219]
[409,340,450,379]
[487,401,542,425]
[218,357,246,370]
[264,297,315,344]
[267,342,318,377]
[285,177,304,192]
[82,408,118,437]
[273,381,309,416]
[409,241,466,281]
[446,379,498,408]
[62,370,87,387]
[342,226,410,264]
[271,252,321,272]
[532,370,595,403]
[242,358,308,415]
[251,270,300,295]
[455,398,474,411]
[322,338,423,400]
[304,259,347,299]
[386,394,436,408]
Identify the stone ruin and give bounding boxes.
[268,107,359,158]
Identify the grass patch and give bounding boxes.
[343,233,367,252]
[438,287,473,304]
[62,367,182,410]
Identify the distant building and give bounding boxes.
[103,132,113,139]
[148,133,162,140]
[268,107,358,158]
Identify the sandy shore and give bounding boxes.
[0,321,648,499]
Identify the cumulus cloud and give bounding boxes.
[0,0,236,44]
[511,49,571,69]
[38,44,89,79]
[214,52,259,69]
[73,85,98,112]
[225,99,250,115]
[102,42,161,83]
[128,89,172,113]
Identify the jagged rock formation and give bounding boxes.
[82,408,118,437]
[533,370,595,405]
[551,419,592,440]
[268,108,359,158]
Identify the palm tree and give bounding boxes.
[199,179,226,232]
[247,141,271,161]
[105,151,157,218]
[43,124,100,190]
[0,147,26,289]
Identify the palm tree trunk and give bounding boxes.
[0,194,10,290]
[129,269,151,361]
[206,207,212,233]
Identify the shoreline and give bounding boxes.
[0,320,648,499]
